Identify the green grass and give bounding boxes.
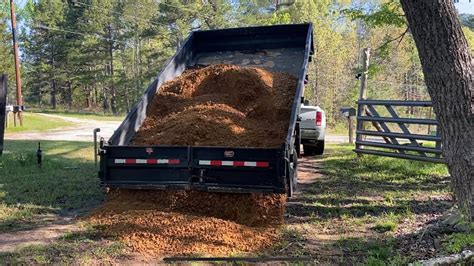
[443,231,474,253]
[31,110,125,121]
[0,140,103,232]
[5,113,74,133]
[326,122,349,135]
[0,140,123,263]
[275,144,452,264]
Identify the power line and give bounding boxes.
[73,0,209,28]
[35,24,132,45]
[74,1,156,27]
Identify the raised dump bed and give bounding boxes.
[99,24,314,196]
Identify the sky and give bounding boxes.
[455,0,474,14]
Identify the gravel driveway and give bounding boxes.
[4,113,120,142]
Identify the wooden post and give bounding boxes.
[9,0,23,126]
[0,75,7,155]
[356,48,370,153]
[348,116,354,144]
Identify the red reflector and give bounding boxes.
[233,161,245,167]
[125,159,135,164]
[316,111,322,126]
[256,162,269,167]
[210,160,222,166]
[147,159,157,164]
[168,159,180,164]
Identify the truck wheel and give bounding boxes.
[315,141,325,155]
[303,144,315,156]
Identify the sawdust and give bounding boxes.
[87,190,285,256]
[131,64,298,147]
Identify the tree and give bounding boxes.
[24,0,66,109]
[400,0,474,220]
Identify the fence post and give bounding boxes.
[348,116,354,144]
[0,75,7,156]
[356,48,370,153]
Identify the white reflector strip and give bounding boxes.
[199,160,211,165]
[244,161,257,167]
[114,159,179,165]
[198,160,268,167]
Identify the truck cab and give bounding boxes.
[299,102,326,155]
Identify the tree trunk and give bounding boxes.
[107,25,118,115]
[86,85,91,109]
[102,87,109,113]
[51,79,57,109]
[50,37,56,109]
[400,0,474,219]
[120,50,130,113]
[67,82,73,109]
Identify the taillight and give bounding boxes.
[316,111,322,126]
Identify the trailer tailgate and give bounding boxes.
[100,145,286,193]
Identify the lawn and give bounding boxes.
[32,110,125,121]
[0,142,471,264]
[269,144,472,264]
[0,140,122,264]
[0,140,103,232]
[4,113,73,133]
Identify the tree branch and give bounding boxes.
[377,27,409,51]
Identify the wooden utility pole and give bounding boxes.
[9,0,23,126]
[355,48,370,152]
[0,75,7,155]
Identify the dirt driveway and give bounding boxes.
[4,113,120,142]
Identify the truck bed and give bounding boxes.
[99,24,314,194]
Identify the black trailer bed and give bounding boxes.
[99,24,314,195]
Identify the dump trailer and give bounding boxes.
[99,24,314,196]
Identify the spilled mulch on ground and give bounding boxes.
[86,190,286,256]
[131,64,298,147]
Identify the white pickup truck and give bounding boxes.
[299,103,326,155]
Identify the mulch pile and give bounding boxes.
[89,64,296,256]
[131,64,298,147]
[87,190,286,256]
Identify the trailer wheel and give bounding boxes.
[291,148,298,191]
[285,167,293,197]
[295,125,301,158]
[286,149,298,197]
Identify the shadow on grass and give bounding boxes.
[288,145,451,222]
[280,144,453,264]
[0,140,104,232]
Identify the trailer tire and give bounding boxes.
[291,148,298,191]
[285,162,292,197]
[286,149,298,197]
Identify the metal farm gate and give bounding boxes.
[354,99,444,163]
